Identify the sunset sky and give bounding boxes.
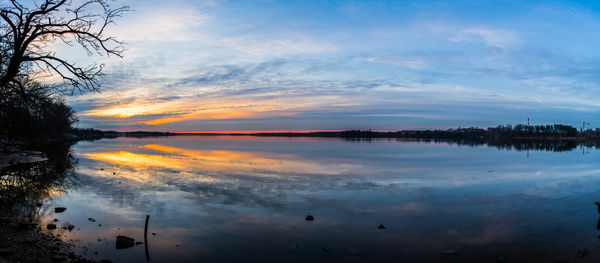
[64,0,600,132]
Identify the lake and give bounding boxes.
[11,136,600,262]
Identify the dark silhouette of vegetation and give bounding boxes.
[0,0,128,144]
[487,124,578,137]
[0,0,129,94]
[1,77,76,142]
[72,128,174,141]
[172,124,594,141]
[73,124,600,153]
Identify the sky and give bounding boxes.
[60,0,600,132]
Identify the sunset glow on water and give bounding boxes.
[26,136,600,262]
[1,1,598,262]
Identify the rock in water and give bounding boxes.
[116,235,135,249]
[305,215,314,221]
[67,225,75,230]
[578,249,590,258]
[47,223,57,230]
[377,224,385,229]
[54,207,67,213]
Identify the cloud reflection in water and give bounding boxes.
[43,137,600,262]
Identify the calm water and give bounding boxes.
[26,137,600,262]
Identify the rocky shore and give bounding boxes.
[0,142,101,263]
[0,217,103,263]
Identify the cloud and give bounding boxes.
[221,33,337,56]
[112,7,210,42]
[72,49,600,130]
[63,0,600,131]
[357,56,426,69]
[450,28,517,48]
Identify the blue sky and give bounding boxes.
[64,0,600,131]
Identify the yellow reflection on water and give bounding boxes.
[81,144,354,183]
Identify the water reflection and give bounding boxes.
[2,137,600,262]
[82,143,353,180]
[0,143,76,224]
[404,138,591,152]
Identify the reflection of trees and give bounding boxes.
[309,126,597,152]
[380,138,587,152]
[487,140,580,152]
[0,143,77,224]
[443,139,581,152]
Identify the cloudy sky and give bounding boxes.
[64,0,600,132]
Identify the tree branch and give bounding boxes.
[0,0,129,95]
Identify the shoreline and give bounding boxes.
[71,128,600,141]
[0,217,99,263]
[0,143,99,263]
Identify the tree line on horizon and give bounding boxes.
[69,124,599,154]
[72,123,591,140]
[400,124,579,139]
[287,124,582,139]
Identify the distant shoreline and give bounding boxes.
[71,125,600,141]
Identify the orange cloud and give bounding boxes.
[140,108,271,125]
[81,94,351,125]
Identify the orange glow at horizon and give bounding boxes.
[81,94,355,125]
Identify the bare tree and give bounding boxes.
[0,0,129,97]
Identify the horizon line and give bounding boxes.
[175,129,345,134]
[93,123,586,134]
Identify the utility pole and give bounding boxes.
[581,122,590,133]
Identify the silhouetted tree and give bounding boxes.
[0,0,129,98]
[0,0,128,142]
